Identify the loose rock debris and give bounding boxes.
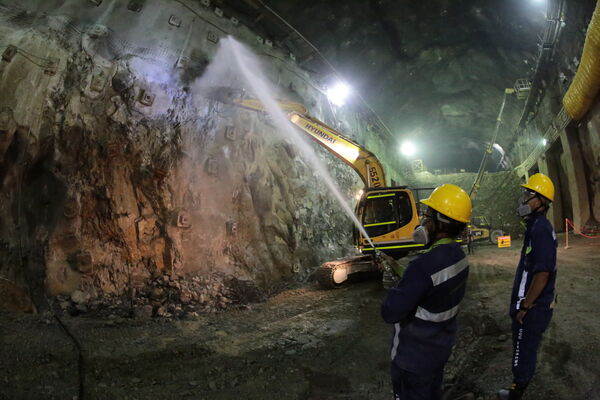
[53,273,266,319]
[2,237,600,400]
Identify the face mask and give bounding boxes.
[517,203,532,217]
[517,190,539,218]
[412,225,429,245]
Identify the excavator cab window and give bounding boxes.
[362,192,413,238]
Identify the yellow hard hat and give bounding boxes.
[421,184,472,223]
[521,173,554,201]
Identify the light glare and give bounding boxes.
[401,141,416,157]
[542,138,548,146]
[355,189,364,201]
[327,82,351,106]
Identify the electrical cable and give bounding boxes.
[14,45,51,60]
[173,0,228,34]
[258,52,326,95]
[15,52,51,68]
[53,313,85,399]
[1,44,55,69]
[254,0,400,143]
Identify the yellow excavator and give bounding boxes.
[205,87,424,287]
[467,216,505,245]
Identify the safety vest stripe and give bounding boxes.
[367,193,396,199]
[364,221,396,227]
[430,258,469,286]
[362,240,463,252]
[415,304,460,322]
[362,244,425,251]
[391,323,401,360]
[516,270,528,309]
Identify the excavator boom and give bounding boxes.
[203,87,423,287]
[203,86,386,188]
[288,113,385,188]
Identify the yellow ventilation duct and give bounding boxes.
[563,0,600,120]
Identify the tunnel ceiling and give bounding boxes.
[221,0,547,172]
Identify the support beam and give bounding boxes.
[538,154,564,230]
[560,125,591,229]
[582,99,600,222]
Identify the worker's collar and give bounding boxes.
[525,211,544,226]
[431,237,456,248]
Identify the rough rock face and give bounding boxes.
[414,171,523,236]
[0,2,406,313]
[271,0,545,171]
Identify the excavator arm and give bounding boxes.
[288,113,386,188]
[204,87,423,277]
[204,87,386,188]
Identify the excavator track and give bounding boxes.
[315,255,378,289]
[315,263,347,289]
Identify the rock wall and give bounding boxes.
[0,1,405,313]
[414,171,523,236]
[508,0,599,229]
[270,0,544,171]
[578,98,600,224]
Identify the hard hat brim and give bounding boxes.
[420,199,470,223]
[520,183,554,202]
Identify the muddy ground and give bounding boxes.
[1,234,599,400]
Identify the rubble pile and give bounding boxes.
[53,273,265,319]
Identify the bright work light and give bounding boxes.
[326,82,351,107]
[401,141,416,157]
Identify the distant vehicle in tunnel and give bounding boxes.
[466,216,505,245]
[204,87,424,287]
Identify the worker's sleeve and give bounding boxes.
[530,226,557,274]
[381,262,431,324]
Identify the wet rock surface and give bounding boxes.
[1,3,395,311]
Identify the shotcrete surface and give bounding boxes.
[1,234,599,400]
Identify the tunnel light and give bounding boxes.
[326,82,351,107]
[401,141,416,157]
[542,138,548,146]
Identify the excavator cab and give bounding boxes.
[354,187,423,259]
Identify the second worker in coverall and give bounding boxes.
[381,184,472,400]
[498,173,558,400]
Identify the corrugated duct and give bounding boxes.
[563,0,600,120]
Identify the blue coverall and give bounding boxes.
[382,239,469,400]
[509,212,557,386]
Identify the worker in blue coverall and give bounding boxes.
[498,173,557,400]
[382,183,472,400]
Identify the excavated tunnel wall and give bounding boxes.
[513,0,600,231]
[413,171,523,237]
[0,0,409,313]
